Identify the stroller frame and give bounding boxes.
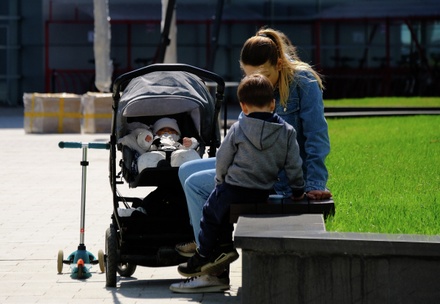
[105,63,225,287]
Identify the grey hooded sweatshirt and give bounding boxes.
[215,112,305,197]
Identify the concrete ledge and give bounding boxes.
[230,198,334,223]
[234,215,440,304]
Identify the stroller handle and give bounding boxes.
[59,141,110,150]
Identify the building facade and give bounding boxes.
[1,0,440,106]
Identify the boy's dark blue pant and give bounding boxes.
[198,182,269,257]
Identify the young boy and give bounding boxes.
[177,74,305,277]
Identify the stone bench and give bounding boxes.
[234,214,440,304]
[230,197,335,223]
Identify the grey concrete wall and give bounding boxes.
[234,215,440,304]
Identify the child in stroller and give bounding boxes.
[116,116,202,217]
[137,117,200,171]
[117,116,201,179]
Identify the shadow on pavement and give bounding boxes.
[112,277,241,302]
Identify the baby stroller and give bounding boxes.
[105,63,225,287]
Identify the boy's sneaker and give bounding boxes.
[169,275,230,293]
[178,246,239,277]
[175,241,197,257]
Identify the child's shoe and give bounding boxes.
[175,241,197,257]
[177,246,239,277]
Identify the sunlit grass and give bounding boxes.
[325,115,440,235]
[325,97,440,107]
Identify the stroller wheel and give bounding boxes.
[57,250,64,274]
[117,263,137,277]
[105,226,117,287]
[98,249,105,273]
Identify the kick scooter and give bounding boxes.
[57,141,109,279]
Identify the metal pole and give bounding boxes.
[207,0,224,71]
[79,144,89,245]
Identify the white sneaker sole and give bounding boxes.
[169,283,230,293]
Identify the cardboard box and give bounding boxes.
[81,92,113,133]
[23,93,82,133]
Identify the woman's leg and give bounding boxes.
[178,158,216,245]
[178,158,216,187]
[184,168,216,246]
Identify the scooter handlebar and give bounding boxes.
[58,141,110,150]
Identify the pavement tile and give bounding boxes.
[0,107,241,303]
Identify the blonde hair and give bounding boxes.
[240,27,323,107]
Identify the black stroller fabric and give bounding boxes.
[107,64,224,273]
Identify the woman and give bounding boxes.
[169,27,332,294]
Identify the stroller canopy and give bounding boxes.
[116,71,217,143]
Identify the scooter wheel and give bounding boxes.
[77,259,84,279]
[98,249,105,273]
[57,250,64,274]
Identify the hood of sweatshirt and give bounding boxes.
[238,113,284,151]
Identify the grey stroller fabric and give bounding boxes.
[116,71,217,144]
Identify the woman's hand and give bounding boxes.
[306,190,332,200]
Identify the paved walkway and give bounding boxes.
[0,107,241,303]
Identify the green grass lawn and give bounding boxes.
[325,114,440,235]
[325,97,440,107]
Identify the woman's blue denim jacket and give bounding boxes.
[273,70,330,195]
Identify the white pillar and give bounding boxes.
[93,0,112,92]
[161,0,177,63]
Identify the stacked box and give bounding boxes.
[81,92,113,133]
[23,93,82,133]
